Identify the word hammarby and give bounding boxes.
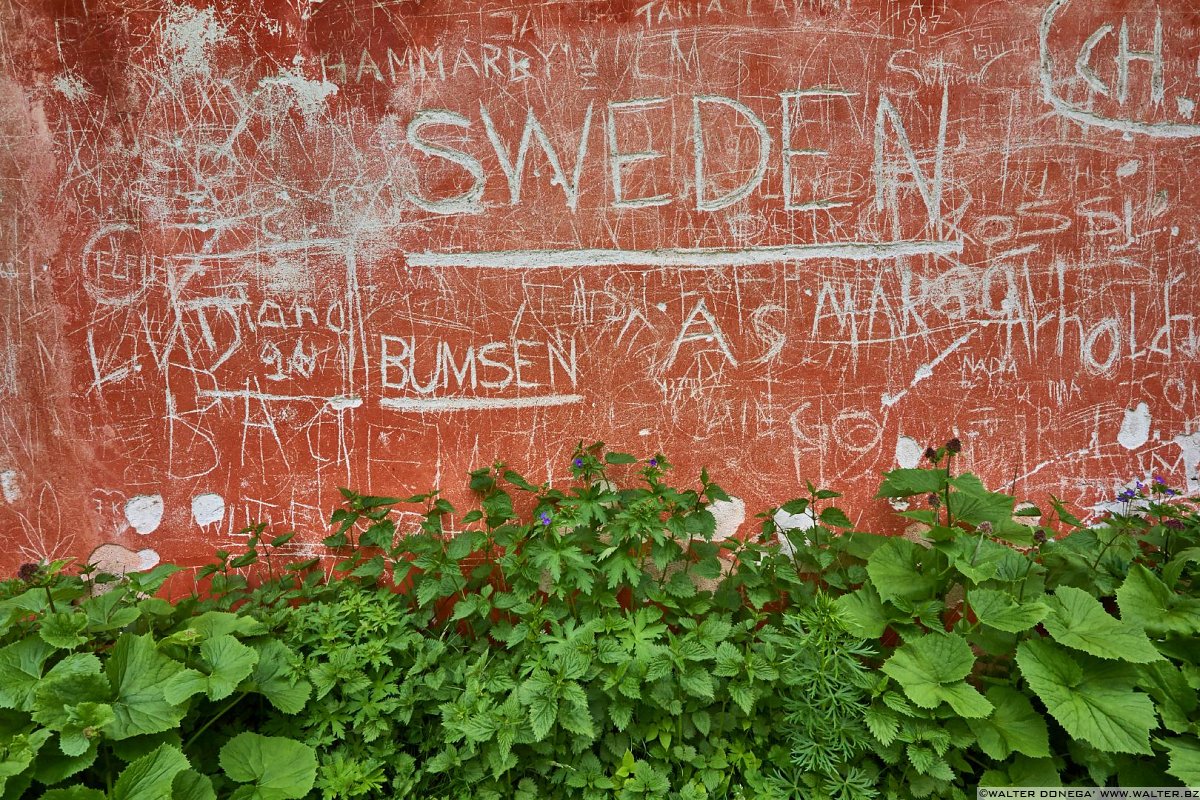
[399,88,947,224]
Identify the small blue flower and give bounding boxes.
[539,511,552,526]
[1154,475,1166,485]
[649,458,658,468]
[1118,489,1137,502]
[1135,480,1145,491]
[573,457,584,468]
[1166,489,1178,497]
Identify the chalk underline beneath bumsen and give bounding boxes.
[406,239,963,269]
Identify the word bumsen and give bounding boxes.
[400,89,947,223]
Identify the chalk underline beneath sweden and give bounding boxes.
[406,239,963,269]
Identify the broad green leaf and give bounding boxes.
[1043,586,1161,662]
[1165,737,1200,785]
[174,769,217,800]
[34,735,99,784]
[864,706,899,746]
[40,612,89,649]
[681,667,714,700]
[881,634,991,718]
[876,468,948,498]
[0,729,50,794]
[183,612,267,641]
[866,539,940,606]
[53,702,113,757]
[1163,547,1200,588]
[111,743,190,800]
[247,641,310,714]
[106,634,187,740]
[81,587,141,632]
[219,733,316,800]
[1117,564,1200,636]
[0,638,55,710]
[1016,638,1155,754]
[162,670,208,706]
[200,635,258,701]
[1137,661,1197,733]
[969,589,1047,633]
[966,686,1050,759]
[833,585,891,638]
[32,653,110,733]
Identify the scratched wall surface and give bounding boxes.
[0,0,1198,572]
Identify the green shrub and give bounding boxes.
[1,439,1197,798]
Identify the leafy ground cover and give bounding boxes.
[1,441,1198,799]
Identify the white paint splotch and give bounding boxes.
[0,470,20,503]
[1117,402,1152,450]
[191,492,224,526]
[708,496,745,542]
[160,3,228,86]
[895,435,924,468]
[124,494,164,534]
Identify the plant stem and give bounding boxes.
[183,691,248,751]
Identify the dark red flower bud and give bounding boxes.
[946,438,962,454]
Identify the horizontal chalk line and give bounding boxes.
[408,240,962,269]
[380,395,584,412]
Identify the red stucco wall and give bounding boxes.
[1,0,1198,572]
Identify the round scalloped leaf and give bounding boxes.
[1043,586,1162,663]
[219,733,316,800]
[1016,638,1155,754]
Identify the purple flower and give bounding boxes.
[1154,475,1166,485]
[573,457,584,468]
[1165,519,1186,531]
[17,563,39,582]
[539,511,552,526]
[649,458,658,468]
[1166,489,1178,497]
[1117,489,1137,502]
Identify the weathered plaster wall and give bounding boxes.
[0,0,1198,571]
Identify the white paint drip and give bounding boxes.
[895,435,923,468]
[160,4,228,85]
[0,470,20,503]
[1117,402,1151,450]
[258,68,339,121]
[124,494,164,535]
[191,493,225,527]
[708,497,745,542]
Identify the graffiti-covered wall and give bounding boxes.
[1,0,1198,570]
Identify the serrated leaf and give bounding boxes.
[833,584,891,639]
[0,638,55,710]
[1016,638,1155,754]
[1164,737,1200,785]
[40,612,89,649]
[162,670,208,705]
[200,635,258,701]
[876,468,948,498]
[867,539,940,606]
[681,667,714,700]
[174,769,217,800]
[1117,564,1200,636]
[729,681,755,715]
[40,789,106,800]
[966,686,1050,759]
[219,733,316,800]
[35,735,98,783]
[106,634,187,740]
[111,744,190,800]
[881,634,992,718]
[864,706,899,745]
[819,507,854,528]
[969,589,1047,633]
[1043,586,1161,663]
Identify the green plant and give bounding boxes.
[0,539,317,799]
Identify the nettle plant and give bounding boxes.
[253,443,885,800]
[820,440,1200,795]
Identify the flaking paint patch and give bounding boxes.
[51,73,91,101]
[0,470,20,503]
[124,494,164,535]
[160,4,227,85]
[1173,431,1200,492]
[708,496,744,542]
[258,68,338,122]
[1117,402,1152,450]
[896,435,923,468]
[191,493,224,527]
